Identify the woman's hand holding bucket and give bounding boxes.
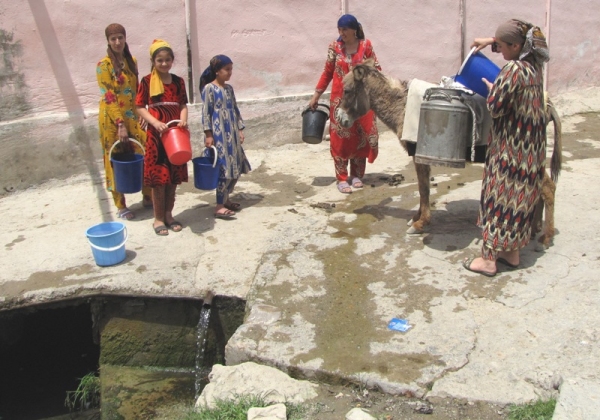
[471,37,495,53]
[117,123,130,143]
[204,132,214,148]
[152,120,169,134]
[481,78,493,92]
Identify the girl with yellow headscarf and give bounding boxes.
[136,39,189,236]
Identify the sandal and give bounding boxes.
[351,177,364,188]
[167,221,183,232]
[154,224,169,236]
[214,208,236,219]
[337,181,352,194]
[117,208,135,220]
[224,201,241,212]
[462,257,496,277]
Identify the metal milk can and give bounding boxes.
[415,87,473,168]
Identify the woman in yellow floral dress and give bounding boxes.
[96,23,152,220]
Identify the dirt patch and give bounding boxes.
[152,381,510,419]
[304,383,509,420]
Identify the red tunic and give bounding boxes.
[136,74,189,187]
[315,39,380,162]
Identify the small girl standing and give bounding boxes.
[136,39,188,235]
[199,55,251,219]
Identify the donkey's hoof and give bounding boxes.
[407,225,423,235]
[407,219,415,226]
[535,243,548,253]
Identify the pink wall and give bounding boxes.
[194,0,341,100]
[1,0,599,192]
[0,0,598,117]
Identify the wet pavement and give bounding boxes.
[1,92,600,415]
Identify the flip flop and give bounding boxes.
[167,221,183,232]
[117,208,135,220]
[337,181,352,194]
[224,202,241,212]
[462,257,496,277]
[154,225,169,236]
[497,257,519,269]
[351,177,364,188]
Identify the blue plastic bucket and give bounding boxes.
[109,139,145,194]
[193,146,220,190]
[86,221,128,267]
[455,48,501,97]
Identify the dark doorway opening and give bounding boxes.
[0,301,100,419]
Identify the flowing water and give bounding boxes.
[194,302,212,398]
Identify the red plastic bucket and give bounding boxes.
[455,48,501,97]
[161,120,192,165]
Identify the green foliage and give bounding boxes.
[64,372,101,412]
[508,398,556,420]
[182,394,307,420]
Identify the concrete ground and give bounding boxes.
[1,88,600,418]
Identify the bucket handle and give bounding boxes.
[108,138,145,160]
[302,103,330,117]
[165,120,181,128]
[87,227,128,252]
[423,88,472,103]
[202,146,218,168]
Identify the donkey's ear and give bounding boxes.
[353,65,366,81]
[363,58,375,68]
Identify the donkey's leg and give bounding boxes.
[407,160,431,234]
[536,171,556,251]
[531,200,544,239]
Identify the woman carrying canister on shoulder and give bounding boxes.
[308,14,380,194]
[96,23,153,220]
[136,39,189,236]
[463,19,550,277]
[199,55,251,219]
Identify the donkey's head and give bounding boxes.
[338,58,378,128]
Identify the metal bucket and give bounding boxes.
[415,87,472,168]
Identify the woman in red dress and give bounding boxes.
[136,39,189,236]
[308,14,380,194]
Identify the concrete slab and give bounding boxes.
[553,378,600,420]
[1,96,599,412]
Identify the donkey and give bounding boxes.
[338,59,562,249]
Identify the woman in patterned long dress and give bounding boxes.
[96,23,152,220]
[308,14,380,194]
[463,19,550,277]
[199,55,251,219]
[136,40,189,236]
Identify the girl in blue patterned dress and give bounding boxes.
[199,55,251,219]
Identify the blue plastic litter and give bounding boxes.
[388,318,412,332]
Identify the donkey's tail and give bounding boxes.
[547,99,562,183]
